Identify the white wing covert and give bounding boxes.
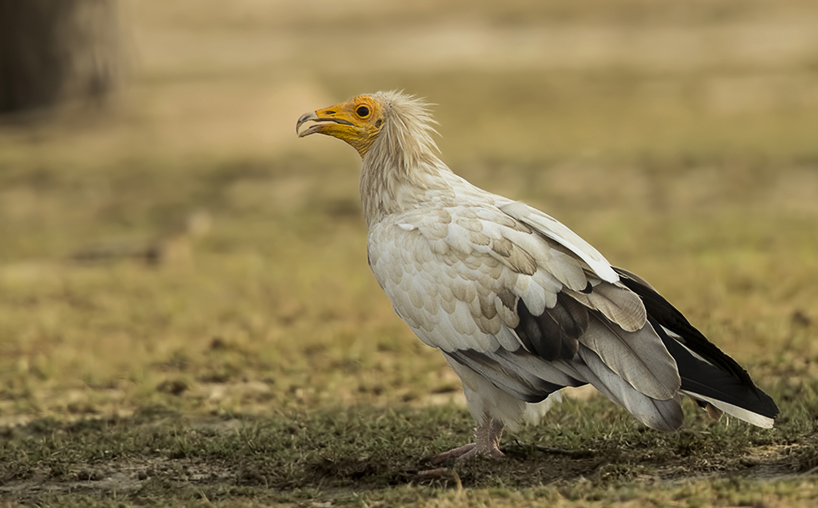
[368,201,683,430]
[498,200,619,284]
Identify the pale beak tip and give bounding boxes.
[296,112,318,136]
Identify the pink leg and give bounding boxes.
[427,443,477,464]
[428,418,506,464]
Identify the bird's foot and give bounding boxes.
[428,443,475,465]
[427,441,505,465]
[426,417,506,465]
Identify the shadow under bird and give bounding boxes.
[296,91,779,463]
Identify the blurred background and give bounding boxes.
[0,0,816,426]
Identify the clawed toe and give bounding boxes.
[428,443,477,465]
[427,442,505,465]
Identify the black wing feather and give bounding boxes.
[614,266,778,419]
[613,266,753,386]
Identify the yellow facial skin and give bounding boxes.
[296,95,384,158]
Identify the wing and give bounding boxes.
[368,203,684,431]
[614,267,778,427]
[498,200,619,284]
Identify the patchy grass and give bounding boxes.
[1,382,817,506]
[2,0,818,506]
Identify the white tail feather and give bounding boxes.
[682,390,775,429]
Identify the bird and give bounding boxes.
[296,91,778,463]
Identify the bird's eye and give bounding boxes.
[356,105,370,118]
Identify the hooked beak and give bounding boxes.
[296,112,354,138]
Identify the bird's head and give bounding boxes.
[297,91,439,164]
[296,94,385,158]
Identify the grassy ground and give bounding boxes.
[1,0,818,505]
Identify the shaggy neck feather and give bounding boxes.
[359,93,453,227]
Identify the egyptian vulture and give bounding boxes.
[296,91,778,462]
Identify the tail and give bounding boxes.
[614,267,779,428]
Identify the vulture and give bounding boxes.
[296,91,778,462]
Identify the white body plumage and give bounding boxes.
[361,92,682,432]
[297,90,777,461]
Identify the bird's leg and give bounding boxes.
[428,418,506,465]
[488,418,505,452]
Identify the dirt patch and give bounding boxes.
[0,412,810,505]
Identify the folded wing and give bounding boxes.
[369,201,691,431]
